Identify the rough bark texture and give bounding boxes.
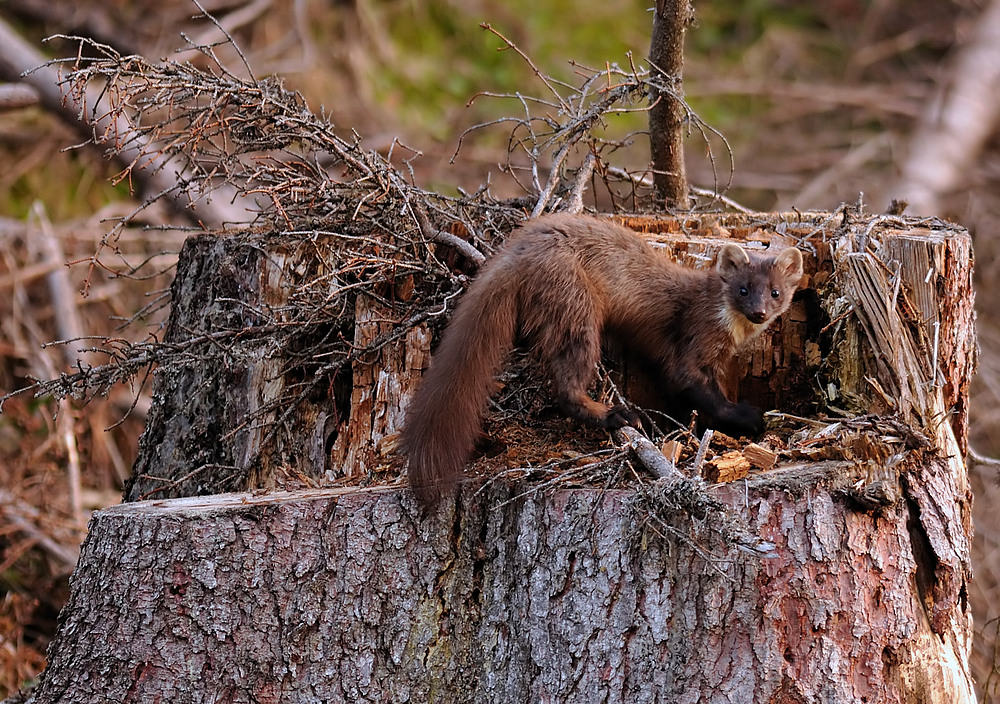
[28,463,972,704]
[648,0,693,209]
[34,212,975,703]
[124,235,276,500]
[123,235,429,501]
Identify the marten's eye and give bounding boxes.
[739,286,749,297]
[771,288,780,298]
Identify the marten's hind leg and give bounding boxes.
[538,314,639,430]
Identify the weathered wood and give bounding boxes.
[329,294,430,477]
[124,237,429,501]
[27,461,974,704]
[660,438,684,464]
[59,212,972,704]
[124,235,272,501]
[703,449,750,482]
[743,442,778,471]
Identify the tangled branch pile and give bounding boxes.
[0,31,749,509]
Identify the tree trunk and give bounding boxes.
[25,463,973,704]
[648,0,693,209]
[20,212,977,703]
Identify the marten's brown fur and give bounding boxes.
[401,214,803,505]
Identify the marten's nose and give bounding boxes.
[749,310,767,323]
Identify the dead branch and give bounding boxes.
[0,489,81,572]
[688,79,924,118]
[614,425,774,557]
[0,17,248,229]
[34,205,88,523]
[892,0,1000,214]
[614,425,678,480]
[0,81,39,110]
[456,33,726,215]
[174,0,273,69]
[415,206,486,266]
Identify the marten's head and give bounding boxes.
[717,244,803,334]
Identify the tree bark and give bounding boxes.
[648,0,692,209]
[21,212,977,703]
[25,464,974,703]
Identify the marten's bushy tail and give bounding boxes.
[400,265,518,506]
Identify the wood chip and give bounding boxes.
[660,439,684,464]
[704,450,751,483]
[743,443,778,471]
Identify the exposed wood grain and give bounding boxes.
[743,442,778,471]
[329,295,428,478]
[703,450,751,482]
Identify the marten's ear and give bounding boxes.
[775,247,804,282]
[716,244,750,277]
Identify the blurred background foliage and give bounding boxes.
[1,0,999,699]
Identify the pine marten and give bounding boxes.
[401,214,803,505]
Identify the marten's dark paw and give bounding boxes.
[710,403,765,438]
[728,403,765,437]
[604,404,641,429]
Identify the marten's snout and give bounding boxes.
[748,310,767,324]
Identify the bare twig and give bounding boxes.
[33,204,87,524]
[0,17,247,230]
[614,425,679,480]
[457,30,726,215]
[0,490,81,572]
[692,428,715,475]
[479,23,572,112]
[560,150,598,215]
[177,0,272,70]
[414,206,486,266]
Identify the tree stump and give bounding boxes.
[20,212,977,703]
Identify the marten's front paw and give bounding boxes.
[728,403,765,437]
[604,404,641,430]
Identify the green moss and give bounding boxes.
[0,111,127,220]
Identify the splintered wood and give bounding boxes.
[704,451,751,483]
[123,212,974,504]
[660,439,684,464]
[329,294,430,478]
[663,436,776,483]
[743,442,778,471]
[834,227,974,453]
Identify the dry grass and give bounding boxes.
[0,206,179,697]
